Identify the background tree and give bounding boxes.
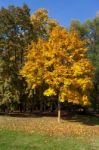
[70,16,99,112]
[31,8,58,40]
[0,4,34,111]
[29,8,59,112]
[0,6,59,113]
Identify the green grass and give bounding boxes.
[0,115,99,150]
[0,129,99,150]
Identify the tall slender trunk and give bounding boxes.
[39,86,43,112]
[15,48,17,64]
[58,99,61,123]
[20,49,23,65]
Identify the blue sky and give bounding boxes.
[0,0,99,27]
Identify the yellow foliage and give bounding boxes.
[20,26,94,106]
[43,88,56,96]
[82,95,90,106]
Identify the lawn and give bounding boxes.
[0,114,99,150]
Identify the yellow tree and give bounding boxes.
[20,26,93,122]
[31,8,58,40]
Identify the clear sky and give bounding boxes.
[0,0,99,27]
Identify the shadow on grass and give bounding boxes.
[0,111,99,126]
[62,113,99,126]
[0,111,57,118]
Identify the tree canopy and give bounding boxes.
[0,4,98,120]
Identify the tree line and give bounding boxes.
[0,5,99,121]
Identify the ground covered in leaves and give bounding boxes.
[0,114,99,137]
[0,114,99,150]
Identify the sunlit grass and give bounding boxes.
[0,115,99,137]
[0,115,99,149]
[0,129,99,150]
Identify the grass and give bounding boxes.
[0,129,99,150]
[0,114,99,150]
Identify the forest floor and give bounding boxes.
[0,114,99,150]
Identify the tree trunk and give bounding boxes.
[58,100,61,123]
[39,87,43,112]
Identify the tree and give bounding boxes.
[86,17,99,112]
[31,8,58,40]
[0,4,33,110]
[20,26,93,122]
[70,17,99,112]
